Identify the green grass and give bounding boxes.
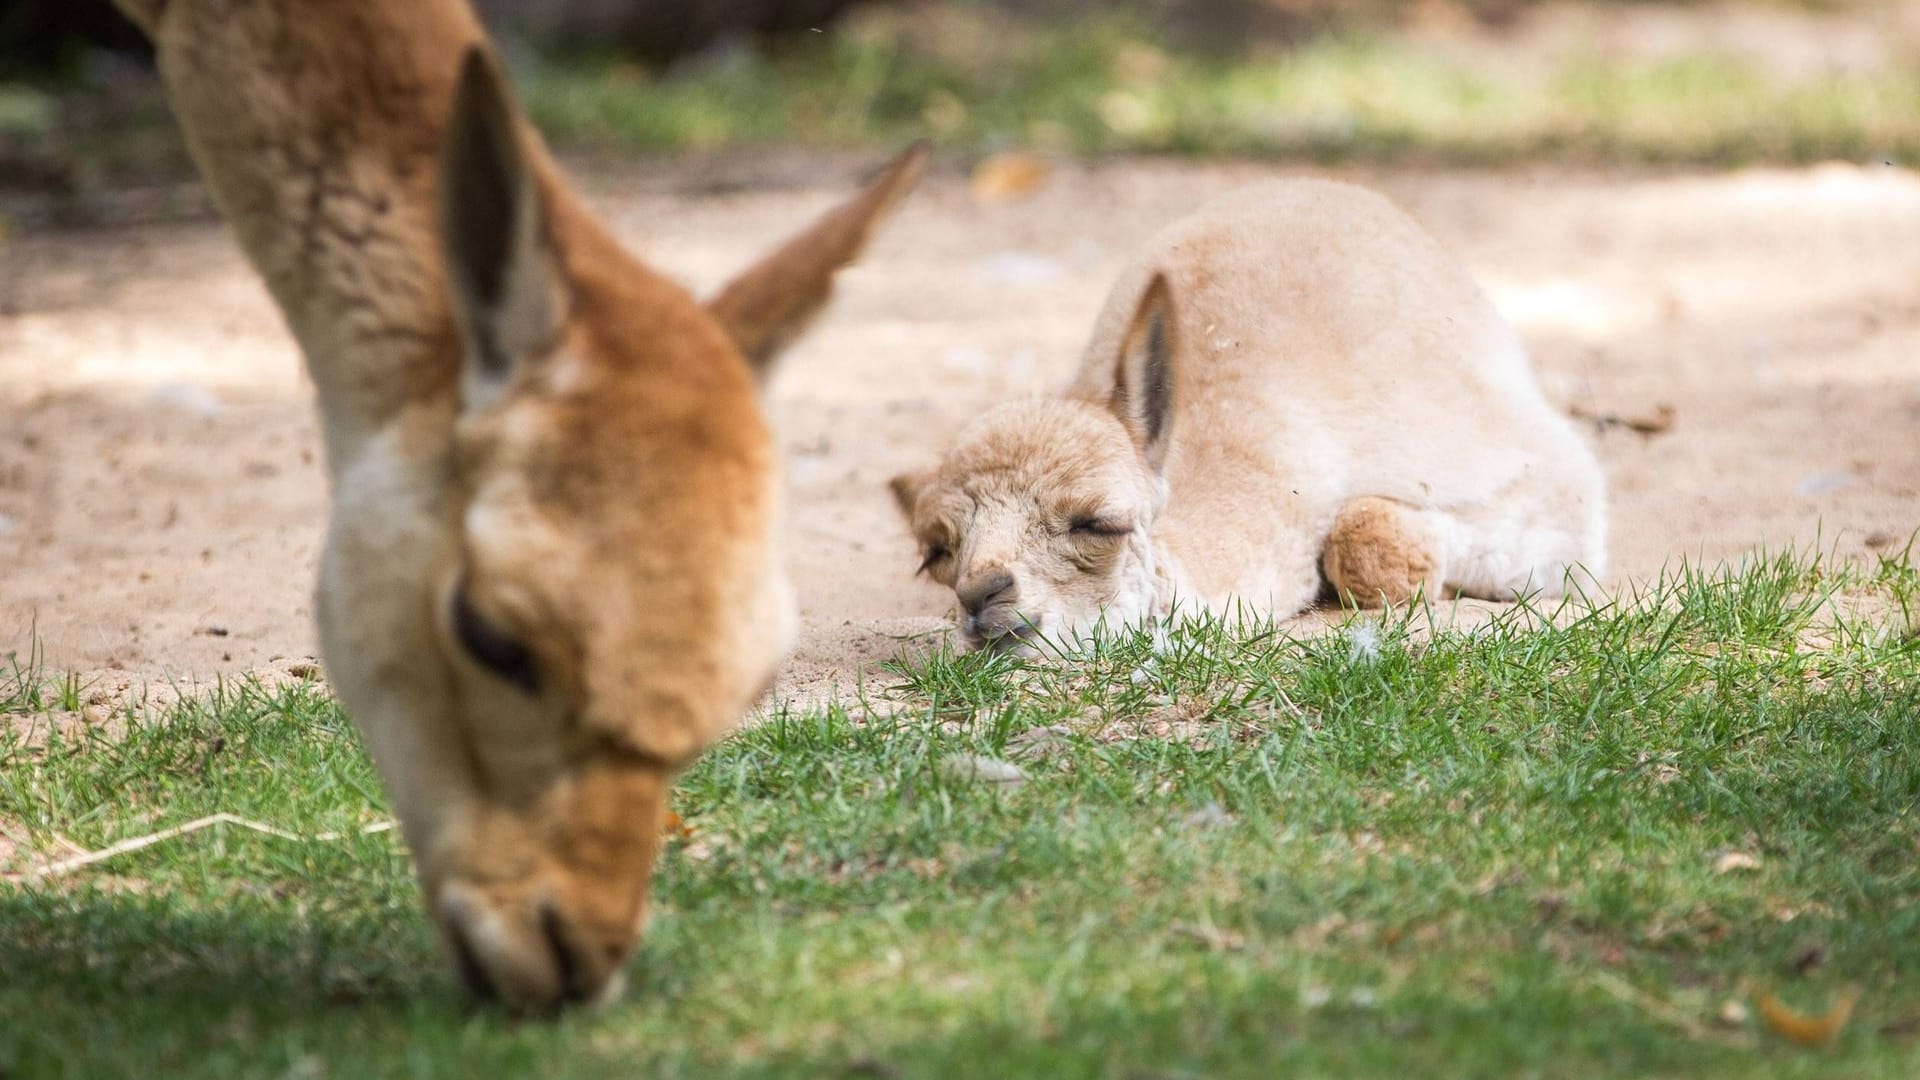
[6,550,1920,1076]
[6,10,1917,230]
[516,14,1920,165]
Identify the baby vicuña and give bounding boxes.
[893,180,1606,652]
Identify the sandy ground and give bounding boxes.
[3,157,1919,707]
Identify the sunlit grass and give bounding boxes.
[5,550,1920,1074]
[517,16,1920,165]
[6,10,1915,231]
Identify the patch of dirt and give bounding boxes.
[3,158,1918,709]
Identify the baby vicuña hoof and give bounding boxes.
[1322,497,1442,608]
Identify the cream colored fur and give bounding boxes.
[894,179,1606,652]
[111,0,924,1013]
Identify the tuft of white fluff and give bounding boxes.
[1346,622,1382,665]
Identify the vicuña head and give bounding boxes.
[114,0,926,1012]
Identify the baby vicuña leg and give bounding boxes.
[1321,496,1445,608]
[1430,493,1597,601]
[1324,484,1598,608]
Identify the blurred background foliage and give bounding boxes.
[1,0,1917,226]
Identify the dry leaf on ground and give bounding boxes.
[1569,402,1677,436]
[1756,988,1858,1048]
[970,152,1052,204]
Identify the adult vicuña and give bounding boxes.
[110,0,926,1012]
[892,180,1606,653]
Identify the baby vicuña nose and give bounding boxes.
[957,568,1017,616]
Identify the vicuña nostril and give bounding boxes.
[441,885,581,1013]
[957,569,1017,616]
[437,875,638,1014]
[444,911,499,1004]
[539,903,596,1005]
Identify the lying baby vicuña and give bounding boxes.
[892,179,1608,653]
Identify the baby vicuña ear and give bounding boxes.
[889,470,934,521]
[440,47,565,412]
[1109,273,1178,471]
[709,141,931,378]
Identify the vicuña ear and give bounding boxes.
[889,470,935,521]
[440,47,565,411]
[1109,273,1178,472]
[709,141,931,378]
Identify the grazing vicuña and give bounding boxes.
[110,0,925,1011]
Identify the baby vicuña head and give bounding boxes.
[892,277,1178,653]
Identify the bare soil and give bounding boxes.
[3,158,1918,706]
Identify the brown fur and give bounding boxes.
[1321,497,1442,607]
[113,0,923,1012]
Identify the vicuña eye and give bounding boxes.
[917,545,952,576]
[451,586,540,694]
[1070,517,1133,537]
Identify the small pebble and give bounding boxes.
[938,753,1027,787]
